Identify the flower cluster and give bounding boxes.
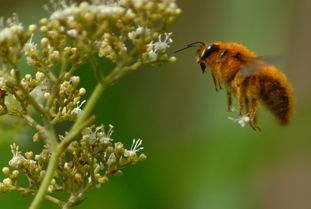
[1,125,145,206]
[0,14,36,66]
[0,0,180,208]
[40,0,180,64]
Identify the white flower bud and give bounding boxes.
[2,167,10,176]
[12,170,19,178]
[25,74,32,80]
[79,88,86,96]
[35,72,45,81]
[3,178,12,186]
[67,29,78,38]
[169,56,177,63]
[41,37,49,48]
[10,69,17,77]
[28,24,37,33]
[40,26,48,33]
[71,76,80,85]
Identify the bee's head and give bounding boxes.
[175,41,219,73]
[196,43,220,72]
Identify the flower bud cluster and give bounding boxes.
[0,70,47,114]
[0,144,45,193]
[66,124,146,186]
[53,75,86,122]
[0,125,146,197]
[0,0,180,128]
[39,0,180,64]
[0,14,36,65]
[24,36,62,69]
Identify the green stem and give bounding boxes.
[42,115,58,148]
[45,195,64,207]
[29,149,59,209]
[58,115,96,152]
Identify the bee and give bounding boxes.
[176,41,294,130]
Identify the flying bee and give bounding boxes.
[176,41,294,130]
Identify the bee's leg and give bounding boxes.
[233,73,247,115]
[210,71,219,91]
[227,90,232,111]
[245,97,249,113]
[236,85,246,115]
[249,98,261,131]
[218,83,223,90]
[247,77,261,131]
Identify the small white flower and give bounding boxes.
[169,2,178,10]
[147,50,158,62]
[228,114,250,127]
[124,139,144,157]
[35,71,45,81]
[0,28,13,42]
[153,32,173,52]
[146,32,173,62]
[107,153,116,165]
[83,124,114,145]
[67,29,78,38]
[11,24,23,34]
[228,107,250,127]
[99,124,114,143]
[128,25,151,40]
[71,100,86,118]
[83,127,97,144]
[124,8,135,20]
[50,6,77,20]
[97,5,125,17]
[9,146,26,168]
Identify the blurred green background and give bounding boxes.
[1,0,311,208]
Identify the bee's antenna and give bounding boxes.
[174,41,206,53]
[187,41,206,47]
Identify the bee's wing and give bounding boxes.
[240,57,286,77]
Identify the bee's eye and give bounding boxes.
[202,44,219,59]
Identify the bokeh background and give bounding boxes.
[1,0,311,208]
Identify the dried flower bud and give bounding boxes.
[98,176,108,183]
[25,151,33,159]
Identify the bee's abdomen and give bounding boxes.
[260,76,294,125]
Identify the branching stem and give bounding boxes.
[29,61,130,209]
